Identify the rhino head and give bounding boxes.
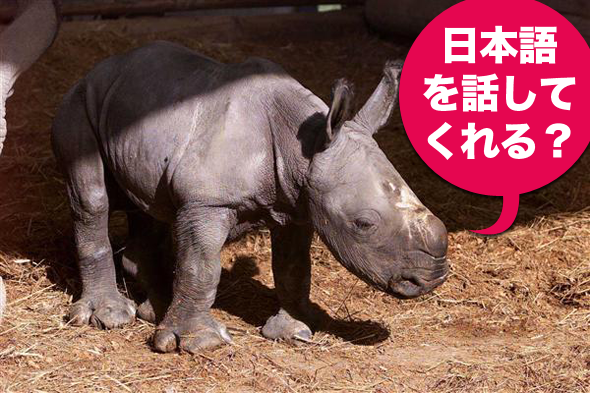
[306,62,449,299]
[0,0,60,155]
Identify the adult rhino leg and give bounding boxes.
[262,224,319,342]
[153,205,233,353]
[122,211,172,324]
[1,0,60,155]
[0,0,59,327]
[53,89,135,329]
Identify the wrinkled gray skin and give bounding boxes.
[0,0,60,324]
[52,41,449,353]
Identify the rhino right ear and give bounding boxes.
[323,79,354,147]
[352,61,402,136]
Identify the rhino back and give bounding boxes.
[82,41,312,219]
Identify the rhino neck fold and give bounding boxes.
[266,91,328,224]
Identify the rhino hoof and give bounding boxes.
[137,300,157,324]
[69,293,136,329]
[262,309,313,342]
[153,314,232,354]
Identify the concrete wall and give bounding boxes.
[365,0,590,43]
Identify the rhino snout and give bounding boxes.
[421,214,448,259]
[387,256,449,299]
[386,215,449,299]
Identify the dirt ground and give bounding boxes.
[1,12,589,393]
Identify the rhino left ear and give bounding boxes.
[324,78,355,146]
[353,61,402,136]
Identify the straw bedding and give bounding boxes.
[0,17,588,392]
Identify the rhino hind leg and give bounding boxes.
[53,88,136,329]
[262,224,320,342]
[153,205,233,354]
[121,211,173,324]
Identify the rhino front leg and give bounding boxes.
[67,181,137,329]
[121,211,173,324]
[153,205,233,353]
[53,99,136,329]
[262,224,318,342]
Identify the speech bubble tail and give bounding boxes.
[471,194,520,235]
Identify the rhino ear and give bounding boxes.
[353,61,402,135]
[324,79,354,146]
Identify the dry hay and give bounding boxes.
[0,16,589,393]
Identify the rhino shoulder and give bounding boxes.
[241,56,286,72]
[230,57,294,87]
[230,57,321,108]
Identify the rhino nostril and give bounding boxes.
[388,277,423,299]
[401,272,426,287]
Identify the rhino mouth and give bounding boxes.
[387,255,449,299]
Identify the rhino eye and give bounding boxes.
[354,218,375,231]
[352,211,379,234]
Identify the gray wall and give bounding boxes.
[365,0,590,42]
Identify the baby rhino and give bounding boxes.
[52,41,449,353]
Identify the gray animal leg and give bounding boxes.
[121,212,172,324]
[153,205,233,353]
[53,109,136,328]
[262,224,319,342]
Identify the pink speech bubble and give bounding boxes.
[400,0,590,235]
